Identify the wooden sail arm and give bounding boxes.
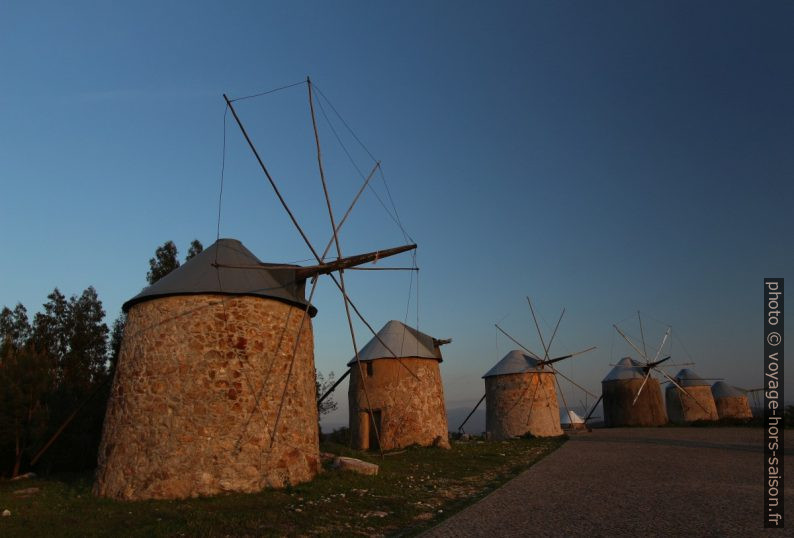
[645,355,671,371]
[539,354,574,366]
[538,346,597,367]
[317,368,351,406]
[613,324,648,362]
[584,394,603,423]
[294,244,417,280]
[458,394,486,433]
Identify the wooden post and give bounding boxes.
[223,94,320,260]
[307,76,383,456]
[357,411,370,450]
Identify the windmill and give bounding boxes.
[458,298,596,439]
[95,78,420,500]
[592,312,709,428]
[664,369,720,423]
[735,386,764,417]
[341,320,452,451]
[222,78,428,455]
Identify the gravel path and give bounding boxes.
[424,428,793,537]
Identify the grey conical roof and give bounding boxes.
[711,381,745,399]
[123,238,316,316]
[665,368,710,390]
[602,357,647,382]
[347,320,442,366]
[483,350,545,378]
[560,409,585,424]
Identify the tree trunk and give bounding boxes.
[12,427,22,478]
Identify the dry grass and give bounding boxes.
[0,436,564,537]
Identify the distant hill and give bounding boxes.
[320,420,348,433]
[322,408,487,436]
[447,406,486,435]
[324,403,603,437]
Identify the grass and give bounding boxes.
[0,436,564,537]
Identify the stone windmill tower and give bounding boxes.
[603,315,707,427]
[461,298,595,439]
[601,357,668,427]
[94,239,412,500]
[665,369,719,423]
[711,382,753,420]
[483,350,564,439]
[346,320,451,451]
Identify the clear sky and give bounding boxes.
[1,2,792,427]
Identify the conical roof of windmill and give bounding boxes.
[711,381,745,398]
[561,409,585,425]
[483,350,546,378]
[347,320,442,365]
[667,368,710,388]
[602,357,646,381]
[122,238,317,316]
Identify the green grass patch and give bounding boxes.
[0,436,564,537]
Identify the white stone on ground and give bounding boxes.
[333,456,379,476]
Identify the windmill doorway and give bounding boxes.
[368,410,382,451]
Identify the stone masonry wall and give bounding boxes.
[348,358,450,451]
[94,294,319,500]
[715,396,753,420]
[666,386,719,423]
[602,378,668,427]
[485,372,562,439]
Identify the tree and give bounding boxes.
[108,312,126,374]
[315,371,338,417]
[29,287,110,473]
[68,287,110,387]
[33,287,109,392]
[147,239,204,285]
[186,239,204,261]
[0,342,53,477]
[1,286,114,477]
[0,303,53,477]
[0,304,31,349]
[147,240,180,285]
[31,289,69,364]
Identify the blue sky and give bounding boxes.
[1,2,792,426]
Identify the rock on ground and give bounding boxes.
[333,457,379,476]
